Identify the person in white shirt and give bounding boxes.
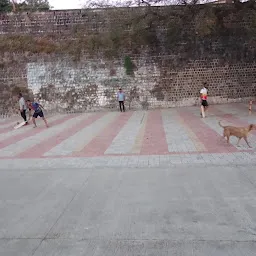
[18,93,28,124]
[200,82,209,118]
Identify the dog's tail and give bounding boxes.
[218,121,224,128]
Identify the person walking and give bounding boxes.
[18,93,28,124]
[200,82,209,118]
[117,88,125,112]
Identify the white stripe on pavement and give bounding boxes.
[44,112,118,157]
[162,109,197,152]
[105,111,146,155]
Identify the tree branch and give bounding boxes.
[11,0,16,12]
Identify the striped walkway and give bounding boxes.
[0,104,255,159]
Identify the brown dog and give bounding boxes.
[219,121,255,148]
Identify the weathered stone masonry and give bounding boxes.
[0,5,256,114]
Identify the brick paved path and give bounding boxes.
[0,103,255,169]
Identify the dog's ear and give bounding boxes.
[249,124,254,130]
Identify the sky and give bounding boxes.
[49,0,84,10]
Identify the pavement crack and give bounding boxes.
[2,237,255,243]
[140,112,145,124]
[30,169,94,256]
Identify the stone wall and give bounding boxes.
[0,5,256,115]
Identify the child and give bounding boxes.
[200,82,209,118]
[27,100,48,128]
[117,88,125,112]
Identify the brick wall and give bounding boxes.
[0,5,256,115]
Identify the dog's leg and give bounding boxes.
[237,138,241,147]
[223,130,227,143]
[227,135,230,144]
[244,136,252,148]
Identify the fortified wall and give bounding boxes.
[0,4,256,114]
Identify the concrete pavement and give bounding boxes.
[1,166,256,255]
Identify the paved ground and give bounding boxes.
[1,166,256,255]
[0,103,255,169]
[0,103,256,255]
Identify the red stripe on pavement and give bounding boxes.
[18,113,105,158]
[141,110,169,155]
[74,112,133,157]
[0,114,78,151]
[177,108,238,153]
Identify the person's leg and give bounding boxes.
[32,112,38,127]
[21,110,27,122]
[42,117,48,127]
[201,100,207,117]
[119,101,122,112]
[200,99,203,116]
[27,109,32,121]
[24,110,27,122]
[204,101,209,113]
[39,111,48,127]
[32,117,37,128]
[122,101,125,112]
[20,110,24,121]
[201,105,205,118]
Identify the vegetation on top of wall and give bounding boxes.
[0,0,51,13]
[16,0,51,11]
[1,4,256,62]
[0,0,11,12]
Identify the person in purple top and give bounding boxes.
[27,100,49,128]
[117,88,125,112]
